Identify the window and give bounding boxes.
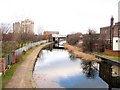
[116,40,118,43]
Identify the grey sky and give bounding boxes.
[118,1,120,22]
[0,0,119,35]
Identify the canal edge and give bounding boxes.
[94,54,120,66]
[31,42,53,88]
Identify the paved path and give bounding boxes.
[5,43,51,88]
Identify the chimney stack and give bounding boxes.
[110,16,114,27]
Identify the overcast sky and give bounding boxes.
[0,0,119,35]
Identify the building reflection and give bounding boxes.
[99,61,120,88]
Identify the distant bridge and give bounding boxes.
[52,34,67,48]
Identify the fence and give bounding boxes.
[0,40,47,74]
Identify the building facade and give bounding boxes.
[43,31,59,35]
[113,22,120,51]
[100,21,120,51]
[13,19,34,34]
[13,22,21,33]
[100,26,110,40]
[21,19,34,34]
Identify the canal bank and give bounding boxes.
[64,44,102,62]
[94,54,120,66]
[4,42,52,88]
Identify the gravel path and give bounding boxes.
[5,43,51,88]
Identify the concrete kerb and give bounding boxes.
[94,54,120,66]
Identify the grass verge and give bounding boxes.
[98,53,120,61]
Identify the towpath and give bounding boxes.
[5,42,52,88]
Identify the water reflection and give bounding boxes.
[69,54,77,61]
[99,61,120,88]
[43,44,53,51]
[81,61,98,79]
[33,43,120,89]
[33,48,108,88]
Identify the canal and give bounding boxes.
[33,45,120,89]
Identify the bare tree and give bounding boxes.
[1,23,50,57]
[82,29,99,52]
[0,23,12,34]
[67,33,82,45]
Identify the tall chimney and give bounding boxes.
[110,16,114,50]
[110,16,114,27]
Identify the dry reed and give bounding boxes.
[64,43,102,62]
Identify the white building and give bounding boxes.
[112,22,120,51]
[113,37,120,51]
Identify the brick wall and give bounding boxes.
[100,26,110,40]
[105,49,120,57]
[114,23,119,37]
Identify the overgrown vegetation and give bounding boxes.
[64,44,102,62]
[2,60,23,87]
[66,29,103,53]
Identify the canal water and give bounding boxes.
[33,46,120,89]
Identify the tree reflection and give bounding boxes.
[48,44,53,51]
[43,44,53,51]
[69,54,77,61]
[81,61,98,79]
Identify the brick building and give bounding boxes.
[100,17,120,51]
[43,31,59,35]
[100,26,110,49]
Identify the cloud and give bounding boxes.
[0,0,119,35]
